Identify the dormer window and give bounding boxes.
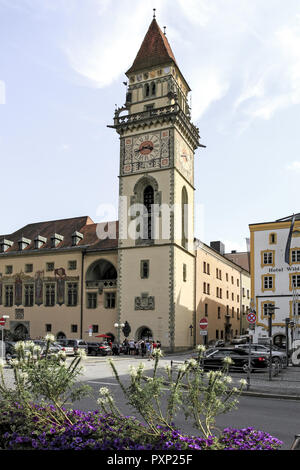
[72,231,83,246]
[18,237,31,251]
[0,239,13,253]
[34,235,47,249]
[51,233,64,248]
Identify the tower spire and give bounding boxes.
[153,8,156,19]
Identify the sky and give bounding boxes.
[0,0,300,253]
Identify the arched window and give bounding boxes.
[181,187,188,248]
[144,185,154,240]
[86,259,117,282]
[145,83,150,97]
[151,82,156,96]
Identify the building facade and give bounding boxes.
[195,241,250,345]
[249,214,300,347]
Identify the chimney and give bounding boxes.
[210,241,225,255]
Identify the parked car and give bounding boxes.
[235,343,287,366]
[87,342,111,356]
[56,339,88,356]
[208,339,225,348]
[198,347,269,373]
[4,341,17,362]
[32,340,65,358]
[231,335,250,345]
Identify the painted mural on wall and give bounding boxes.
[35,271,44,306]
[55,267,66,306]
[15,274,23,307]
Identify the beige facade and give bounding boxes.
[195,242,251,345]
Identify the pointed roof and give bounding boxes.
[126,19,178,74]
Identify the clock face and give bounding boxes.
[133,134,161,162]
[177,139,193,182]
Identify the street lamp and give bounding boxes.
[265,305,280,381]
[114,322,125,344]
[1,315,10,360]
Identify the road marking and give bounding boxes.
[87,381,119,385]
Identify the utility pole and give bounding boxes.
[267,305,280,381]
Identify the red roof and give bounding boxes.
[126,19,178,74]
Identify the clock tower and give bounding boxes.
[109,16,204,351]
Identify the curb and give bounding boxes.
[241,390,300,400]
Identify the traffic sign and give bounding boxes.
[0,317,6,326]
[200,330,208,336]
[247,311,256,324]
[199,318,208,330]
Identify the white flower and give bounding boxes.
[24,341,35,349]
[153,348,163,357]
[239,379,247,387]
[33,345,42,353]
[19,372,28,381]
[178,364,188,373]
[196,345,206,353]
[187,359,197,367]
[10,359,19,367]
[14,342,25,351]
[223,356,234,365]
[76,349,87,359]
[223,376,233,384]
[45,334,55,343]
[97,397,109,405]
[129,366,137,377]
[99,387,110,396]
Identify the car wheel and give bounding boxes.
[272,357,281,367]
[242,362,253,373]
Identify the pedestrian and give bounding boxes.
[129,339,135,356]
[141,340,146,358]
[135,341,139,356]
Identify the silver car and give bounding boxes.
[235,343,287,366]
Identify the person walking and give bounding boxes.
[129,339,135,356]
[141,340,146,358]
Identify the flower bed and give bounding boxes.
[0,405,283,451]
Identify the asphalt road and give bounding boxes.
[73,366,300,450]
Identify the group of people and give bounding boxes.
[112,338,161,359]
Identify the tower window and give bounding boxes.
[143,185,154,240]
[141,260,150,279]
[151,82,156,96]
[145,83,150,97]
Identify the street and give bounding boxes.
[69,354,300,450]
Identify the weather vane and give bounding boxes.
[153,8,156,19]
[163,26,166,35]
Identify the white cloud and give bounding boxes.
[0,80,5,104]
[286,161,300,172]
[13,0,300,127]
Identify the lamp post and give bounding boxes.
[1,315,10,360]
[266,305,279,381]
[285,318,290,367]
[114,322,125,344]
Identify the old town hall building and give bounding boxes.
[0,18,250,350]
